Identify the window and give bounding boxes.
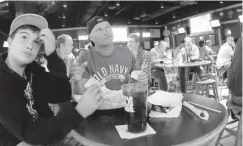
[142,32,151,38]
[78,35,88,40]
[112,27,128,42]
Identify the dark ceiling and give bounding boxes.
[0,1,241,35]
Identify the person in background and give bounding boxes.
[151,41,159,51]
[56,34,75,76]
[159,40,169,58]
[150,40,168,91]
[205,40,216,55]
[216,35,235,72]
[198,41,215,64]
[177,37,204,80]
[174,40,185,59]
[72,16,148,111]
[227,36,242,106]
[0,13,102,145]
[178,37,200,61]
[127,33,151,76]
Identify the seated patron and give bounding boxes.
[177,37,204,79]
[150,40,168,61]
[127,33,152,77]
[174,40,185,59]
[198,41,215,63]
[205,40,216,55]
[216,35,235,72]
[150,40,169,91]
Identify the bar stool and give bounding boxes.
[195,79,219,101]
[150,77,160,93]
[215,99,242,146]
[195,65,219,101]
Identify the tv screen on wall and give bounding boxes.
[190,13,213,35]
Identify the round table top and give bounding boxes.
[72,94,228,146]
[153,60,211,68]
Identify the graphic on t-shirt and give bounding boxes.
[24,74,39,122]
[90,64,130,109]
[92,64,128,84]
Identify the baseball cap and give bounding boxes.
[86,16,108,34]
[9,13,48,36]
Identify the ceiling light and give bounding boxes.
[140,12,146,18]
[108,5,116,10]
[62,25,65,27]
[155,21,158,25]
[173,14,176,19]
[104,12,108,17]
[63,4,67,8]
[160,2,164,8]
[52,1,55,4]
[220,1,223,4]
[62,16,66,19]
[133,15,140,20]
[116,2,120,6]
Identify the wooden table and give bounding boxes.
[153,60,212,93]
[71,93,228,146]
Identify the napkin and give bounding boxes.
[147,90,183,107]
[115,124,156,139]
[149,102,182,118]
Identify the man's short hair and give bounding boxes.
[128,33,140,43]
[199,41,205,47]
[226,35,234,41]
[184,36,192,42]
[56,34,72,48]
[10,25,40,39]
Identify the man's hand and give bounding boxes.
[75,85,103,118]
[69,61,88,82]
[137,71,148,84]
[39,28,56,56]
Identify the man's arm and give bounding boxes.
[191,46,200,60]
[70,52,90,95]
[141,51,151,74]
[150,48,158,62]
[34,51,72,103]
[205,50,215,64]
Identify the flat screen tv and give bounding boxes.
[210,19,221,28]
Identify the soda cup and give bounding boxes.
[122,83,148,133]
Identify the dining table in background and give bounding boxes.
[152,60,212,93]
[70,93,228,146]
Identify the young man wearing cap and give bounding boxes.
[0,13,102,145]
[72,16,148,110]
